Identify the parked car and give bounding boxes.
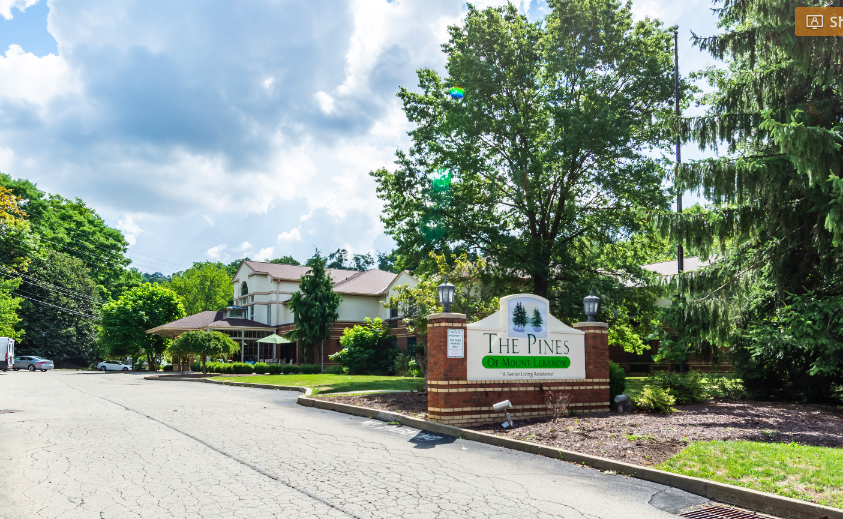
[1,337,14,372]
[13,356,54,372]
[96,360,131,371]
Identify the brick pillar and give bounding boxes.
[573,321,610,403]
[426,312,467,381]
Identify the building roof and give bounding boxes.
[146,311,274,337]
[641,256,711,276]
[239,260,404,296]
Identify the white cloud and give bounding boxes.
[314,91,335,114]
[206,244,228,260]
[203,214,214,225]
[262,77,274,89]
[277,227,301,242]
[235,241,252,252]
[299,212,313,222]
[116,215,143,246]
[0,0,37,20]
[255,246,274,261]
[0,45,81,105]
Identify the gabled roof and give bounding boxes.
[237,260,411,296]
[146,311,274,337]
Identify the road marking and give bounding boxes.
[360,420,444,441]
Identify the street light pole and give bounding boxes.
[41,331,45,358]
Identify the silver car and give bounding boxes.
[96,360,131,371]
[13,356,55,372]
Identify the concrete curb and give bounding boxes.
[144,375,841,519]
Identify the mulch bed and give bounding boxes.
[318,393,843,466]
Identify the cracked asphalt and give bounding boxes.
[0,371,708,518]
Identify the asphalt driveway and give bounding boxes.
[0,370,707,518]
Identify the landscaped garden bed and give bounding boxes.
[211,374,423,395]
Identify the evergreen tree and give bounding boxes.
[530,308,543,328]
[659,0,843,400]
[286,251,341,364]
[512,302,528,329]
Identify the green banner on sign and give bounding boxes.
[481,356,571,369]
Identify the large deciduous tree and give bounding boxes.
[168,330,240,374]
[658,0,843,400]
[100,283,185,371]
[286,251,341,365]
[167,262,232,315]
[372,1,681,301]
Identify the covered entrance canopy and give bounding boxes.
[146,310,285,363]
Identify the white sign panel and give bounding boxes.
[447,329,464,358]
[466,294,585,380]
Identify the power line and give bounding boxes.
[11,291,101,321]
[0,266,103,304]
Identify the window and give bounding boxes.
[240,281,249,297]
[243,341,258,362]
[249,306,254,320]
[407,337,417,356]
[390,307,399,319]
[267,305,272,325]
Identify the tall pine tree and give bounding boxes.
[660,0,843,400]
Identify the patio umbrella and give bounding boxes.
[257,334,291,344]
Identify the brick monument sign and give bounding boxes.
[426,294,610,426]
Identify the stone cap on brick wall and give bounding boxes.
[572,322,608,329]
[426,312,467,321]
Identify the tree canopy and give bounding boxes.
[286,251,341,364]
[658,0,843,400]
[167,262,232,315]
[100,283,185,370]
[373,0,684,304]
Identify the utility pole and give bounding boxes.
[40,331,45,358]
[674,27,687,374]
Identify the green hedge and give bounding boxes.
[162,364,173,372]
[190,361,201,372]
[299,364,321,374]
[266,364,283,374]
[253,362,270,373]
[282,364,300,374]
[324,365,344,375]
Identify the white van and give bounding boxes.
[1,337,14,372]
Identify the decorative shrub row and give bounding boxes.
[196,362,322,375]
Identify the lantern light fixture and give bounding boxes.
[584,291,600,322]
[437,280,456,313]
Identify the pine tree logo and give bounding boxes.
[530,308,543,331]
[512,301,528,330]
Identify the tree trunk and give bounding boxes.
[532,271,549,299]
[202,355,207,375]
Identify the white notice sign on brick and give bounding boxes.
[447,329,464,358]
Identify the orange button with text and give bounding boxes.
[796,7,843,36]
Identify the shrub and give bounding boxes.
[266,364,283,374]
[162,364,173,372]
[282,364,301,374]
[329,318,397,375]
[299,364,321,374]
[394,353,411,377]
[408,359,422,378]
[190,361,201,372]
[708,373,746,400]
[635,385,676,413]
[609,361,626,399]
[648,370,706,404]
[253,362,270,374]
[324,365,344,375]
[221,363,234,374]
[206,362,224,373]
[231,362,254,375]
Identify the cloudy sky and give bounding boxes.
[0,0,719,275]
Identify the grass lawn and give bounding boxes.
[657,441,843,509]
[211,374,422,395]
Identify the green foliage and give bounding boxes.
[324,365,344,375]
[322,249,374,271]
[648,370,706,404]
[286,251,341,364]
[268,255,300,266]
[229,362,253,375]
[394,353,412,377]
[14,250,100,364]
[0,173,136,300]
[330,318,397,375]
[282,364,301,374]
[190,361,200,372]
[168,330,240,374]
[162,364,173,372]
[266,364,283,374]
[253,362,270,373]
[166,262,232,315]
[142,272,170,284]
[0,278,23,341]
[100,283,185,371]
[635,385,676,413]
[609,361,627,399]
[372,1,684,300]
[656,0,843,401]
[299,364,322,375]
[530,308,543,328]
[706,373,746,400]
